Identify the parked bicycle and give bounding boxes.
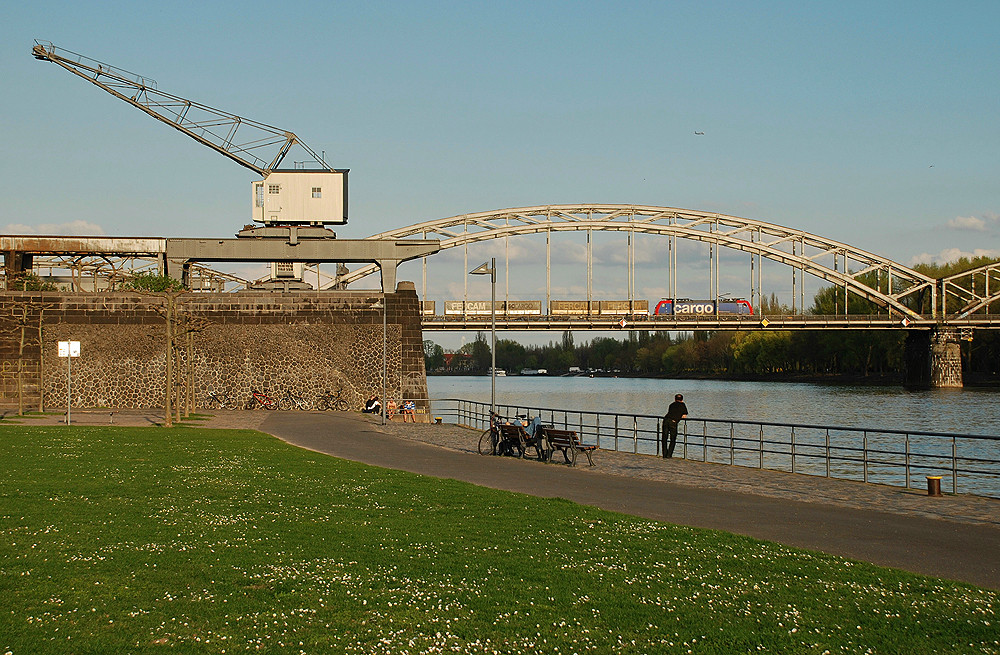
[205,390,233,409]
[278,390,311,411]
[245,389,279,410]
[478,411,510,456]
[478,412,532,457]
[315,389,350,411]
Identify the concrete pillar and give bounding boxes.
[904,329,963,388]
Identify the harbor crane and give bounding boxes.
[32,40,348,228]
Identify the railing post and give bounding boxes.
[729,422,735,466]
[614,414,620,452]
[863,431,869,484]
[682,420,687,459]
[702,421,707,462]
[905,433,911,489]
[791,426,796,474]
[952,435,958,494]
[633,416,638,454]
[595,414,601,449]
[825,429,830,478]
[759,424,764,469]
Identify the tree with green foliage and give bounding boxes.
[423,340,445,372]
[122,272,184,292]
[470,332,492,372]
[7,272,58,291]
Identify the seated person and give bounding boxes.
[386,399,397,419]
[521,415,542,437]
[402,400,416,422]
[362,395,381,414]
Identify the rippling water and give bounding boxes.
[428,375,1000,437]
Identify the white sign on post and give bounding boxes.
[57,341,80,425]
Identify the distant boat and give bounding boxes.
[519,368,548,376]
[488,368,507,377]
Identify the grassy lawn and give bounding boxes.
[0,425,997,654]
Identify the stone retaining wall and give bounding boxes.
[0,284,428,410]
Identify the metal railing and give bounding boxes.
[431,398,1000,499]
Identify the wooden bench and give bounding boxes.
[540,427,597,467]
[497,423,544,459]
[389,407,431,423]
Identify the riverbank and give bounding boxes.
[431,370,995,387]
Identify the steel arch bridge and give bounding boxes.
[335,204,951,326]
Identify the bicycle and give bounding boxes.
[245,389,278,410]
[315,389,350,411]
[278,390,311,411]
[205,390,233,409]
[478,411,510,456]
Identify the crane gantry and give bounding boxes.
[32,40,348,227]
[27,40,439,292]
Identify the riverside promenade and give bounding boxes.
[8,408,999,590]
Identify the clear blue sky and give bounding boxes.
[3,1,999,272]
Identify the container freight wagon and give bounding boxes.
[549,300,650,316]
[443,301,542,317]
[653,299,753,315]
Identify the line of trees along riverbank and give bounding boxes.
[424,257,1000,383]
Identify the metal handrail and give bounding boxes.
[429,397,1000,499]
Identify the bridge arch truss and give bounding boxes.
[338,204,938,319]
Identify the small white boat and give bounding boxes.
[488,368,507,377]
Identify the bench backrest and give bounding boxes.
[542,428,577,445]
[499,423,527,438]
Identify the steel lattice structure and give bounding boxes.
[335,204,938,319]
[32,41,330,175]
[940,261,1000,319]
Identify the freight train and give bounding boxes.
[425,298,752,317]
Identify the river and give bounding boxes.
[427,375,1000,438]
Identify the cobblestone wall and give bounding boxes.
[0,284,428,410]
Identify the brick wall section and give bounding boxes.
[0,284,428,410]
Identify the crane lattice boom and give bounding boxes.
[32,40,331,176]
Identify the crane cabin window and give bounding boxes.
[312,187,322,198]
[268,184,281,194]
[255,183,264,207]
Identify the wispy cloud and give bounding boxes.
[4,220,106,235]
[946,215,988,231]
[945,212,1000,232]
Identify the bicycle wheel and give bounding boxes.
[264,396,279,410]
[334,398,350,412]
[478,428,495,456]
[315,398,330,411]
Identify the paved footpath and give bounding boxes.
[6,408,999,589]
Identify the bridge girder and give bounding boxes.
[940,261,1000,318]
[337,204,937,318]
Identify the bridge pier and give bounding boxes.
[904,329,963,388]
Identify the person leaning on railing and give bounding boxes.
[662,394,688,458]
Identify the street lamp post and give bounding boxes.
[470,258,497,422]
[373,299,386,425]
